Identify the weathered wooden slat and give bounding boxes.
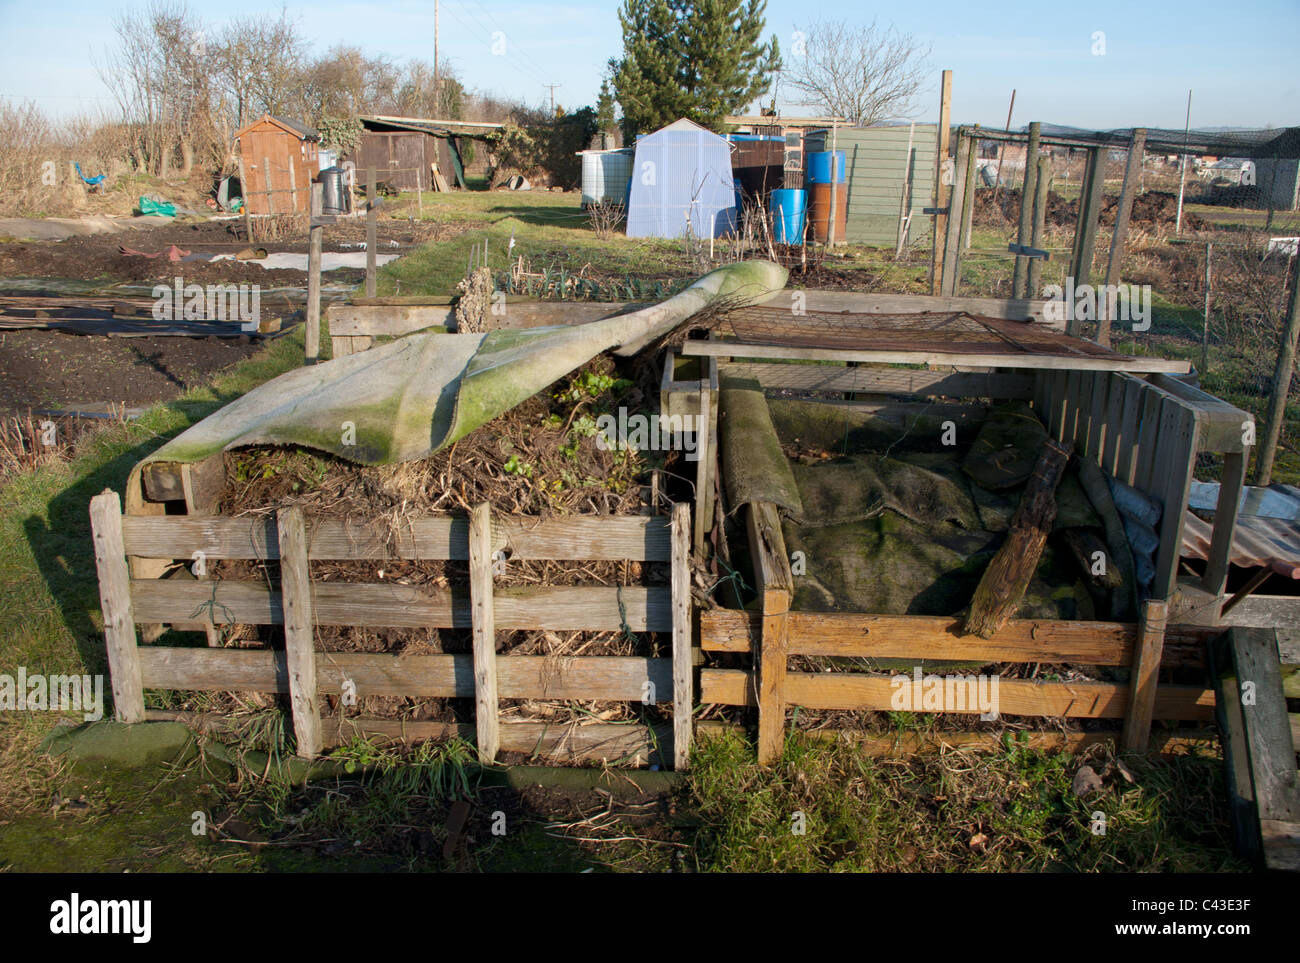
[748,501,793,765]
[1148,373,1251,453]
[719,363,1034,398]
[1227,628,1300,829]
[138,647,672,701]
[1132,387,1166,492]
[1085,370,1111,463]
[755,289,1051,325]
[469,503,499,764]
[700,668,1215,720]
[1152,399,1202,600]
[1121,599,1168,753]
[680,339,1191,373]
[277,507,321,758]
[1113,375,1146,484]
[129,580,672,631]
[699,609,1136,663]
[671,503,692,771]
[89,491,145,723]
[120,514,671,562]
[1204,451,1247,597]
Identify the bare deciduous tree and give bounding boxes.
[783,18,930,125]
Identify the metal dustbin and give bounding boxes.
[319,166,350,215]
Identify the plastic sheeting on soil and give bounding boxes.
[141,260,788,469]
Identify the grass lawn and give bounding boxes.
[0,196,1261,872]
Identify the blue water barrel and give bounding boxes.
[807,150,846,184]
[769,189,807,244]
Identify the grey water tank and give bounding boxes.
[319,167,350,215]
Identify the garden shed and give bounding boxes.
[350,116,469,192]
[626,118,736,239]
[234,114,320,215]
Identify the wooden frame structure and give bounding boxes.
[90,490,694,770]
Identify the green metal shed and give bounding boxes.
[805,123,939,248]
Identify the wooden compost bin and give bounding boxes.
[91,471,693,769]
[679,298,1250,764]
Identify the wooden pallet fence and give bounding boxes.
[699,598,1218,764]
[1033,369,1252,601]
[90,490,694,769]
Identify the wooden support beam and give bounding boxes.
[1012,122,1041,299]
[1254,247,1300,486]
[1027,154,1051,298]
[670,502,692,770]
[1121,599,1168,753]
[1203,450,1247,599]
[1098,128,1147,347]
[365,166,377,299]
[693,367,714,555]
[1069,147,1107,336]
[89,491,144,724]
[939,133,971,297]
[305,181,322,364]
[277,506,321,758]
[1152,399,1202,601]
[747,501,793,765]
[469,502,499,763]
[929,69,953,295]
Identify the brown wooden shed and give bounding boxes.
[235,114,320,215]
[350,117,466,191]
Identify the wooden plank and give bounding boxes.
[1113,376,1146,482]
[699,609,1136,664]
[1212,639,1261,864]
[129,581,672,632]
[1048,371,1070,440]
[715,365,1036,399]
[680,339,1190,373]
[1152,400,1202,600]
[179,457,224,517]
[693,376,713,554]
[1085,370,1111,463]
[1121,599,1168,753]
[749,501,793,765]
[120,514,671,563]
[1131,386,1166,492]
[326,301,630,338]
[700,669,1214,720]
[938,133,970,297]
[1071,369,1093,451]
[89,491,144,724]
[755,290,1052,326]
[1203,451,1247,598]
[365,167,376,298]
[671,502,692,770]
[1229,627,1300,824]
[469,502,499,764]
[1147,373,1251,453]
[138,648,671,701]
[1102,372,1127,474]
[277,507,321,758]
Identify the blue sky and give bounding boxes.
[1,0,1295,130]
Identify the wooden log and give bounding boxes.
[90,491,144,723]
[1121,599,1168,752]
[277,507,321,758]
[671,502,692,770]
[748,500,793,764]
[469,502,500,764]
[964,438,1072,638]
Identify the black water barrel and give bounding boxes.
[319,167,350,215]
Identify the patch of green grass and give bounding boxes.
[687,728,1243,872]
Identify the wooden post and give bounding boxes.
[671,502,692,770]
[1121,598,1168,753]
[305,181,323,365]
[1201,242,1213,375]
[469,501,500,764]
[929,69,953,295]
[1254,249,1300,487]
[1012,122,1041,299]
[826,120,839,247]
[960,129,978,251]
[1068,147,1106,336]
[939,133,971,297]
[366,166,377,299]
[1098,128,1147,347]
[277,506,321,758]
[288,160,298,213]
[1204,450,1247,600]
[693,376,714,554]
[89,491,145,724]
[1027,154,1052,297]
[748,501,793,765]
[237,155,254,239]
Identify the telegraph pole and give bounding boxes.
[544,84,560,116]
[434,0,440,111]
